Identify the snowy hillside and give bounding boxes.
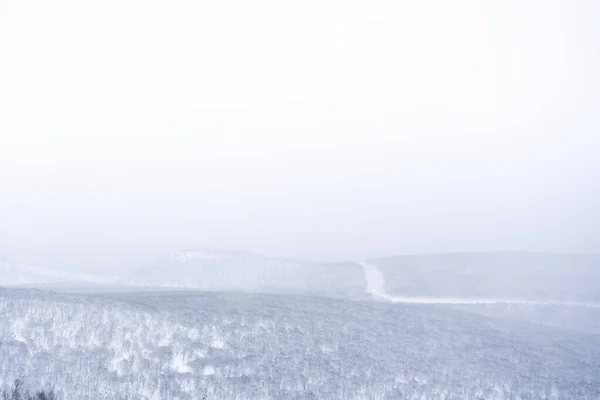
[1,288,599,400]
[119,250,600,304]
[0,259,75,286]
[368,252,600,302]
[4,251,600,305]
[120,249,366,295]
[0,259,119,287]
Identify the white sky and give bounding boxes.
[0,0,599,270]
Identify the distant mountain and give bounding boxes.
[119,249,366,295]
[0,258,118,287]
[120,250,600,302]
[0,259,61,286]
[368,252,600,302]
[5,251,599,303]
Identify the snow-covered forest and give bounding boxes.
[1,283,599,399]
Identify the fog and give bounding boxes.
[1,0,599,270]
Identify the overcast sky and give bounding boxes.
[0,0,599,270]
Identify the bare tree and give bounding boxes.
[0,381,55,400]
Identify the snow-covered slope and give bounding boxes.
[120,249,366,295]
[359,261,600,307]
[0,259,65,286]
[0,259,118,287]
[5,251,600,304]
[368,252,600,303]
[1,288,599,400]
[120,250,600,303]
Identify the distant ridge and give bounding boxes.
[367,252,600,303]
[3,251,599,303]
[0,258,60,286]
[119,249,366,295]
[0,258,118,287]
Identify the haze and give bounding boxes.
[1,0,599,270]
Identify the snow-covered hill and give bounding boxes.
[368,252,600,303]
[119,249,366,295]
[0,259,67,286]
[4,251,600,305]
[120,250,600,304]
[1,288,599,399]
[0,259,118,287]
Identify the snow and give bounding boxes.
[119,249,366,295]
[171,354,193,374]
[360,261,600,308]
[360,261,387,297]
[1,288,599,399]
[366,252,600,303]
[171,249,237,263]
[0,259,61,286]
[5,251,599,306]
[0,258,119,287]
[202,365,215,376]
[2,251,600,399]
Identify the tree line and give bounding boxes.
[1,380,56,400]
